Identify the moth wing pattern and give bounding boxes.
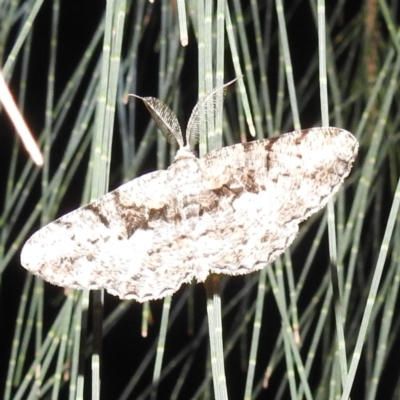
[195,127,358,276]
[21,168,202,302]
[21,126,358,302]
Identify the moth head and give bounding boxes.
[174,145,197,161]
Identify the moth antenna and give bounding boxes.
[129,94,184,148]
[186,78,238,149]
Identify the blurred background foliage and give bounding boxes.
[1,0,400,399]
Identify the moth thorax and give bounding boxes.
[174,146,197,161]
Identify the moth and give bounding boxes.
[21,84,359,302]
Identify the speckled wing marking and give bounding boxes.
[197,127,358,276]
[20,127,358,302]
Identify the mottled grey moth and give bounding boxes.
[21,85,358,302]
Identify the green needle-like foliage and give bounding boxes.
[1,1,399,399]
